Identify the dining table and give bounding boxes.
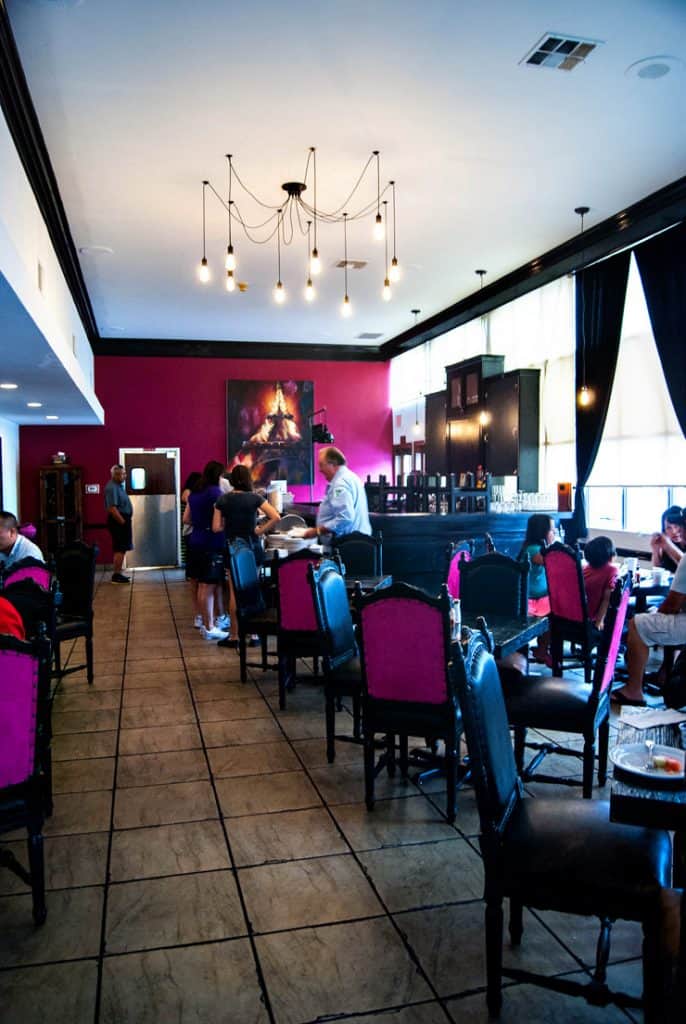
[461,613,549,661]
[631,573,672,613]
[610,717,685,1014]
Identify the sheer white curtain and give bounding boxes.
[588,254,686,486]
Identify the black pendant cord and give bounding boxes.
[277,209,282,283]
[201,180,208,260]
[383,200,389,279]
[391,179,397,262]
[226,154,233,250]
[343,212,349,298]
[374,150,381,219]
[576,206,590,391]
[313,147,317,253]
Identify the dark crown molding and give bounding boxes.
[92,337,385,362]
[380,175,686,360]
[0,1,99,345]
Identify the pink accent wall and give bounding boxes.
[19,354,391,561]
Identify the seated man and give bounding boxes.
[0,511,45,570]
[611,552,686,707]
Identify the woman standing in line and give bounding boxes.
[184,461,229,640]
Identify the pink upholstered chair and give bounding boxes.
[0,634,52,924]
[446,542,472,600]
[544,541,602,681]
[273,549,325,710]
[2,557,51,591]
[501,575,631,797]
[354,582,463,822]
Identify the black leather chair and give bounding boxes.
[226,539,278,682]
[501,575,632,797]
[53,542,97,685]
[355,582,463,823]
[309,560,363,763]
[0,633,52,923]
[458,551,529,618]
[333,530,383,576]
[455,627,672,1019]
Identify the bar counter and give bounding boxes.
[290,505,556,593]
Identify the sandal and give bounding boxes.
[610,691,646,708]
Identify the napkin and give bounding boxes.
[619,706,686,730]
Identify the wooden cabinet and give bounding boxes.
[424,390,448,475]
[39,464,83,557]
[446,355,504,416]
[483,369,540,491]
[445,356,504,480]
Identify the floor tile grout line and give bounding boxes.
[248,662,457,1023]
[91,569,133,1024]
[163,569,278,1024]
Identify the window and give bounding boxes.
[130,467,146,490]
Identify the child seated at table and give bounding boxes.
[582,535,618,630]
[519,513,555,664]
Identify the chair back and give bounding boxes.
[334,531,382,576]
[453,628,521,837]
[2,557,51,591]
[309,560,355,672]
[0,637,43,789]
[447,542,473,599]
[593,575,632,699]
[2,579,55,640]
[543,542,588,623]
[355,582,452,704]
[458,552,529,617]
[274,549,321,632]
[55,542,96,619]
[227,539,265,619]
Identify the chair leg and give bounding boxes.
[238,633,248,683]
[53,640,62,678]
[261,636,268,671]
[445,745,457,824]
[386,734,396,777]
[485,898,504,1017]
[325,691,336,764]
[593,917,612,985]
[364,734,375,811]
[509,898,523,946]
[513,726,526,775]
[551,631,563,677]
[582,736,596,798]
[85,633,94,685]
[313,655,319,677]
[352,693,361,740]
[399,734,409,779]
[598,718,610,787]
[278,651,288,710]
[27,824,47,926]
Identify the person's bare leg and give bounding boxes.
[214,582,225,619]
[614,618,649,701]
[198,582,213,630]
[227,574,239,641]
[113,551,124,575]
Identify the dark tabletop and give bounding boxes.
[462,614,548,660]
[344,575,393,596]
[610,721,686,833]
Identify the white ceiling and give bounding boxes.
[6,0,686,348]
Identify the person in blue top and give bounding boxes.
[104,464,133,583]
[519,513,556,665]
[0,511,45,570]
[303,446,371,540]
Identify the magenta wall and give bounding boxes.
[19,354,391,561]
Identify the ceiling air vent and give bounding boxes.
[521,33,601,72]
[357,332,383,340]
[334,259,368,270]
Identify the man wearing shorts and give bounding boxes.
[611,554,686,706]
[105,464,133,583]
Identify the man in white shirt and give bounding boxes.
[303,446,371,540]
[0,511,45,569]
[611,554,686,706]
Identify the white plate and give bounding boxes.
[609,743,685,780]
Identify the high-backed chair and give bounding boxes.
[354,582,463,823]
[2,577,56,642]
[501,575,632,797]
[446,540,473,600]
[1,556,51,591]
[458,551,529,619]
[309,560,363,763]
[333,530,383,577]
[273,548,324,709]
[54,542,97,685]
[454,628,671,1018]
[543,541,602,681]
[0,634,52,923]
[226,539,278,682]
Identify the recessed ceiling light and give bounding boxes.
[45,415,59,420]
[27,402,43,408]
[78,245,114,256]
[0,382,18,389]
[625,55,683,79]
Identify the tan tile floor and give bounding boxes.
[0,569,646,1023]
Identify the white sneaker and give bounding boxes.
[201,626,229,641]
[215,614,231,630]
[193,615,204,628]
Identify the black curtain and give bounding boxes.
[633,220,686,439]
[573,250,631,537]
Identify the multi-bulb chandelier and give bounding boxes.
[196,149,401,316]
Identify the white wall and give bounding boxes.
[0,109,99,413]
[0,414,19,514]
